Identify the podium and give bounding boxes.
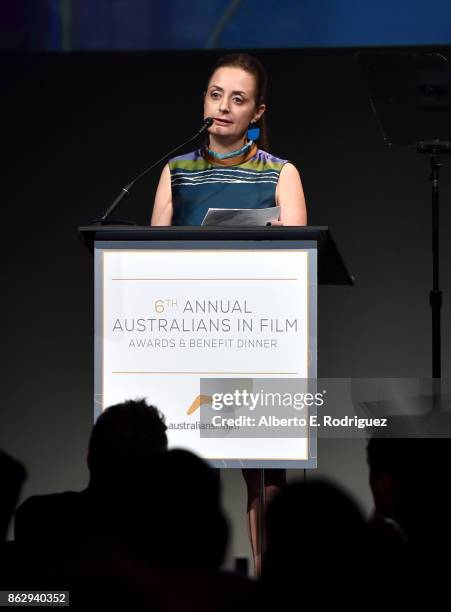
[79,226,352,470]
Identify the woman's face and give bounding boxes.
[204,66,265,142]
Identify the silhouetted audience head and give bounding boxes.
[367,437,451,547]
[12,401,234,608]
[367,437,403,524]
[0,450,26,543]
[87,398,168,488]
[263,479,366,584]
[14,399,168,565]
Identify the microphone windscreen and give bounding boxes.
[197,117,214,135]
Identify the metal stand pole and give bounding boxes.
[429,149,442,380]
[257,468,265,572]
[417,141,450,409]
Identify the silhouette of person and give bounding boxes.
[14,399,168,582]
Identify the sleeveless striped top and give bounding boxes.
[168,147,288,226]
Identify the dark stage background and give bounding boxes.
[2,48,451,555]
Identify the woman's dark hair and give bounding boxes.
[206,53,269,151]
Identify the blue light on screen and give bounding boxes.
[1,0,450,51]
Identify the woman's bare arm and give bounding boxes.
[150,164,173,226]
[275,162,307,226]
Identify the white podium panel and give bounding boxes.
[94,240,317,468]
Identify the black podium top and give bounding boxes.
[78,225,353,286]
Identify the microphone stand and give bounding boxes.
[357,52,451,411]
[90,117,213,225]
[417,140,451,409]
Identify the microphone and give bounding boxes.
[94,117,214,225]
[197,116,214,134]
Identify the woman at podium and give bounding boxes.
[151,53,307,574]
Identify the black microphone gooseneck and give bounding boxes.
[95,117,214,225]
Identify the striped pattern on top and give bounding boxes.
[169,148,288,226]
